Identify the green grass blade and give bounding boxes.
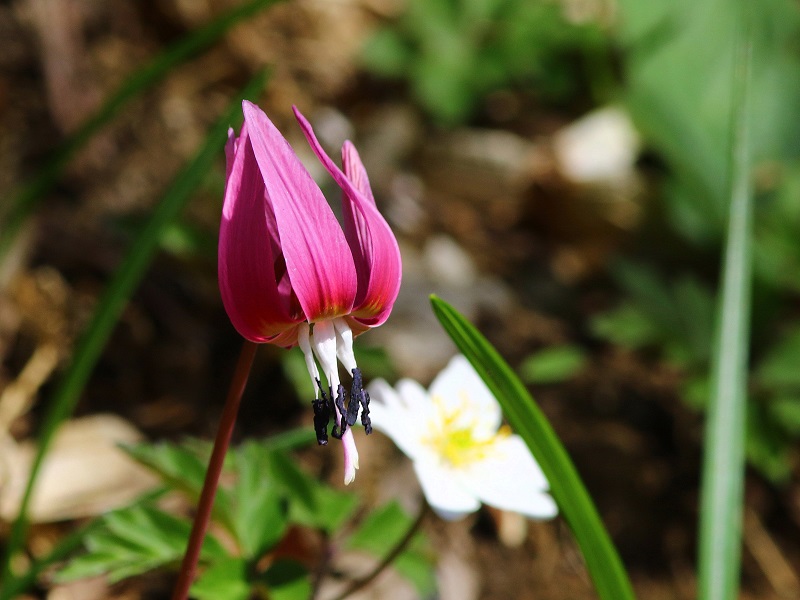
[430,295,635,600]
[0,70,268,586]
[0,0,281,259]
[697,16,754,600]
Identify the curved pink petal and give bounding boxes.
[242,101,357,323]
[293,107,402,329]
[219,124,301,342]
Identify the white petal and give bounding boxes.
[429,355,502,434]
[395,378,430,408]
[458,435,557,519]
[367,380,423,460]
[413,460,480,521]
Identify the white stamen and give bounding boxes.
[302,318,362,484]
[333,317,357,373]
[310,320,339,391]
[297,323,320,398]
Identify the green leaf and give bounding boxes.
[745,402,791,484]
[268,450,357,533]
[769,396,800,436]
[123,442,210,496]
[361,29,412,77]
[191,557,251,600]
[592,303,661,349]
[57,505,226,584]
[262,560,312,600]
[755,328,800,390]
[519,345,587,384]
[430,295,634,600]
[230,443,289,558]
[346,502,435,596]
[0,71,269,583]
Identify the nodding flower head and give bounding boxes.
[219,101,402,484]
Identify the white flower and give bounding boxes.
[367,355,558,521]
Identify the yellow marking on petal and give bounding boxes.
[422,392,506,469]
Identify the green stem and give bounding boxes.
[171,340,258,600]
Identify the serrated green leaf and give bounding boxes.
[267,450,318,513]
[231,443,289,558]
[191,557,251,600]
[768,396,800,436]
[123,442,209,493]
[431,295,634,600]
[315,485,360,533]
[57,505,226,585]
[756,328,800,390]
[346,502,415,552]
[268,451,358,533]
[519,345,587,384]
[262,560,312,600]
[123,441,235,529]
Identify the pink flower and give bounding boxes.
[219,101,402,484]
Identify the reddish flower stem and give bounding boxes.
[171,340,258,600]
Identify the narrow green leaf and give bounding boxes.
[698,15,754,600]
[430,295,635,600]
[0,71,269,585]
[0,0,282,258]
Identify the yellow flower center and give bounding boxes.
[422,392,509,468]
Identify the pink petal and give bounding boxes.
[219,124,301,342]
[243,101,357,323]
[342,141,375,203]
[293,107,402,329]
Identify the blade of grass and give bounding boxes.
[430,296,635,600]
[0,70,268,586]
[697,15,753,600]
[0,0,281,259]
